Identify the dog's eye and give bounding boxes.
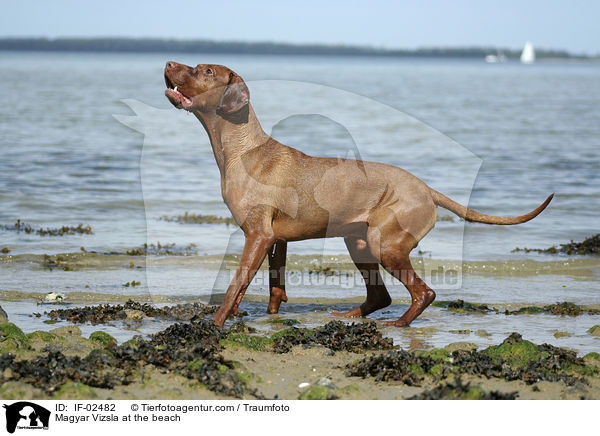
[206,68,213,75]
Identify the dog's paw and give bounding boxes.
[331,308,363,318]
[384,319,411,327]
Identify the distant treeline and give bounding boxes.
[0,37,588,59]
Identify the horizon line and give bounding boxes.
[0,36,595,59]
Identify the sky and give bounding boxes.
[1,0,598,55]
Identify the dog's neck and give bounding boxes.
[193,104,269,177]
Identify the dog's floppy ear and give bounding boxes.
[217,72,249,115]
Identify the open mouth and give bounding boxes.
[164,73,193,109]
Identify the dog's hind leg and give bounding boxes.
[332,236,391,318]
[383,255,436,327]
[267,241,288,314]
[366,217,435,327]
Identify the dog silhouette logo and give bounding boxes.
[3,402,50,433]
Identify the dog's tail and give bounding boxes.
[430,190,554,225]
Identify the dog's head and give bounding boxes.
[164,61,249,118]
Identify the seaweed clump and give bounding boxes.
[346,349,435,385]
[0,320,260,398]
[113,320,259,398]
[408,377,518,400]
[265,318,299,326]
[41,254,77,271]
[435,299,491,314]
[0,349,124,393]
[312,321,394,352]
[160,213,236,226]
[503,301,600,316]
[269,327,314,353]
[0,220,93,236]
[225,321,395,354]
[346,333,593,387]
[271,321,394,354]
[514,234,600,255]
[46,300,217,325]
[307,261,348,277]
[125,242,198,256]
[453,333,587,385]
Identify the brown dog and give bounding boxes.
[163,61,553,327]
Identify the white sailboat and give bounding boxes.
[520,41,535,64]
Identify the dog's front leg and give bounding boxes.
[213,232,274,326]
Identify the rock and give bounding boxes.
[409,327,438,335]
[50,325,82,337]
[0,306,7,324]
[587,325,600,336]
[44,292,65,303]
[446,300,491,313]
[123,309,145,321]
[475,329,491,337]
[315,377,337,389]
[298,382,310,389]
[445,342,478,352]
[338,384,360,395]
[53,382,99,400]
[297,385,336,400]
[265,318,299,326]
[27,331,61,349]
[229,320,256,334]
[583,352,600,367]
[89,331,117,348]
[449,329,471,335]
[553,331,572,339]
[0,323,30,350]
[3,368,13,379]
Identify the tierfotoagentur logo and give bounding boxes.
[2,402,50,433]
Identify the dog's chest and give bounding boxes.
[221,169,298,225]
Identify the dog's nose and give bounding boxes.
[165,61,177,71]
